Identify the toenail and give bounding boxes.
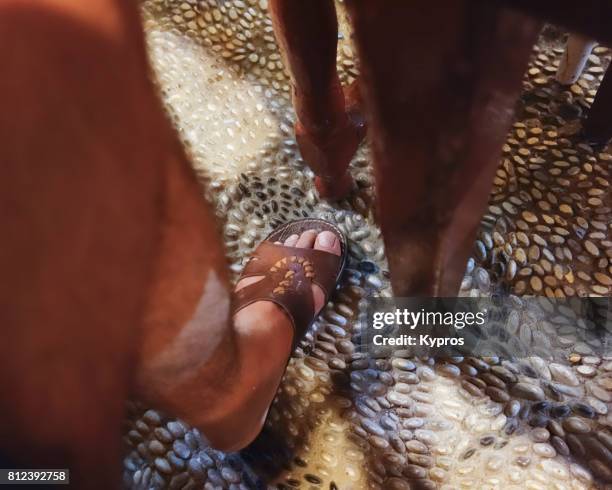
[318,232,336,248]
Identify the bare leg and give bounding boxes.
[556,34,596,85]
[345,0,539,295]
[0,4,346,486]
[269,0,364,199]
[583,62,612,146]
[0,1,165,487]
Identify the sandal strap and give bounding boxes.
[233,241,343,348]
[240,242,341,297]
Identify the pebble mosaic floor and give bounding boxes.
[122,1,612,489]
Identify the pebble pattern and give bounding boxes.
[121,4,612,489]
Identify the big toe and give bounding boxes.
[314,230,341,256]
[295,229,317,248]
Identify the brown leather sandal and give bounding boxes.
[233,218,347,350]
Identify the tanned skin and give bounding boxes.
[0,1,346,488]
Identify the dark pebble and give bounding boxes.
[167,421,186,438]
[563,416,591,434]
[168,472,189,490]
[511,382,545,401]
[403,464,427,479]
[462,380,484,397]
[154,457,172,475]
[582,435,612,461]
[358,260,379,273]
[481,373,506,389]
[386,477,411,490]
[380,415,398,431]
[547,420,565,437]
[460,364,478,376]
[368,382,387,397]
[187,458,205,479]
[221,466,241,484]
[518,363,538,378]
[197,451,214,468]
[400,441,424,454]
[238,183,250,197]
[485,386,510,403]
[389,434,406,454]
[550,404,571,418]
[532,401,551,413]
[590,460,612,481]
[294,457,307,467]
[173,440,191,459]
[135,420,150,434]
[466,376,487,390]
[490,365,517,383]
[154,427,174,444]
[362,419,385,437]
[167,451,186,470]
[148,440,166,455]
[207,469,226,486]
[143,409,162,426]
[127,430,143,444]
[407,453,433,467]
[141,467,152,487]
[150,471,166,487]
[136,442,148,458]
[304,474,322,485]
[355,400,376,418]
[462,448,476,460]
[558,102,582,119]
[566,434,586,457]
[518,403,531,420]
[504,419,518,435]
[184,430,201,450]
[515,456,531,468]
[572,402,596,418]
[411,479,436,490]
[550,436,570,456]
[597,431,612,451]
[480,436,495,446]
[529,414,549,428]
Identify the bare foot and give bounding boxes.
[225,229,341,449]
[234,228,342,342]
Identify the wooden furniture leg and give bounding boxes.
[583,62,612,146]
[269,0,364,200]
[556,34,596,85]
[345,0,540,295]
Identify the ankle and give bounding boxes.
[233,301,293,355]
